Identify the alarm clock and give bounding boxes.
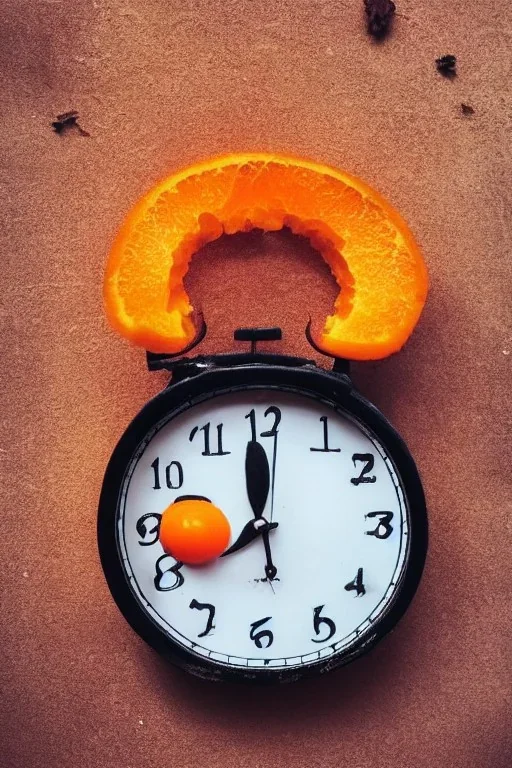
[98,326,428,683]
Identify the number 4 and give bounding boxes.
[344,567,366,597]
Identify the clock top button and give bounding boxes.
[159,497,231,565]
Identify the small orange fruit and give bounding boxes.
[159,497,231,565]
[104,153,428,361]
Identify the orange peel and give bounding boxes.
[104,153,428,360]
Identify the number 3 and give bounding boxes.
[365,511,394,539]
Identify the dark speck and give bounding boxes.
[436,55,457,78]
[364,0,396,39]
[51,110,90,137]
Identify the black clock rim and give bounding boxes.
[97,359,428,684]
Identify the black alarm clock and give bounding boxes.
[98,326,428,683]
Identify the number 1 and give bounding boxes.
[310,417,341,453]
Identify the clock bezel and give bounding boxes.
[98,355,428,684]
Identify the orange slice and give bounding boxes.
[104,153,428,360]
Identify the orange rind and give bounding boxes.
[104,153,428,360]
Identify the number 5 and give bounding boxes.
[311,605,336,643]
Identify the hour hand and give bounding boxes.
[221,519,278,558]
[246,440,270,518]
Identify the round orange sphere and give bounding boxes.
[159,498,231,565]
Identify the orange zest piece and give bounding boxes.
[159,498,231,565]
[104,153,428,360]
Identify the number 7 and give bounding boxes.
[189,599,216,637]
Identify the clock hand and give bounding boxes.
[245,440,278,580]
[262,534,277,581]
[221,519,278,557]
[269,431,278,523]
[245,440,270,518]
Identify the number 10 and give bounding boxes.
[151,457,183,490]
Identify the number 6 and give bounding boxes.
[249,616,274,649]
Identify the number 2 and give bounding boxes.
[351,453,376,485]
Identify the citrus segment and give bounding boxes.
[104,153,428,360]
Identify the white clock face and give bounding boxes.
[118,389,409,671]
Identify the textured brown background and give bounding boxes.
[1,1,511,767]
